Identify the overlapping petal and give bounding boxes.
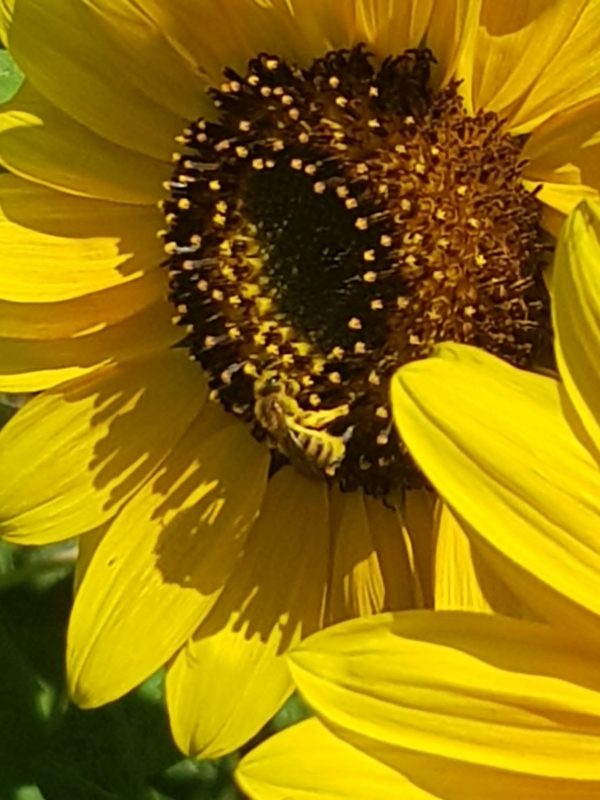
[523,98,600,233]
[0,296,179,391]
[166,468,329,759]
[292,612,600,778]
[552,199,600,455]
[354,0,433,58]
[462,0,600,132]
[238,612,600,798]
[326,489,417,623]
[0,81,169,203]
[427,0,480,92]
[0,173,164,302]
[391,343,600,640]
[506,0,600,133]
[433,502,524,616]
[238,718,415,800]
[0,0,206,158]
[138,0,356,87]
[67,404,269,707]
[0,350,204,543]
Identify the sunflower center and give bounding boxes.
[161,46,550,497]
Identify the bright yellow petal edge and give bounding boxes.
[552,196,600,456]
[236,611,600,799]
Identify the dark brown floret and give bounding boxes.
[161,45,551,496]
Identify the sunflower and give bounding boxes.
[0,0,599,758]
[236,611,600,799]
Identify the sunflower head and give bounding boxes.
[162,44,551,496]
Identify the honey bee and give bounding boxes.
[254,381,353,480]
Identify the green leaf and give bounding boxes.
[0,615,54,798]
[34,672,182,800]
[0,540,15,576]
[1,574,72,686]
[0,49,23,103]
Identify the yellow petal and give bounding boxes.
[326,489,416,624]
[354,0,433,58]
[0,0,11,44]
[391,344,600,641]
[74,525,107,592]
[522,98,600,233]
[280,0,356,57]
[401,488,437,608]
[523,178,599,237]
[465,0,599,132]
[0,173,164,302]
[237,718,420,800]
[0,351,204,544]
[434,501,526,617]
[0,295,179,392]
[238,715,600,800]
[552,199,600,455]
[166,468,329,758]
[139,0,355,89]
[1,0,205,159]
[507,0,600,134]
[290,611,600,781]
[67,410,269,707]
[0,81,167,203]
[427,0,481,93]
[0,278,163,339]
